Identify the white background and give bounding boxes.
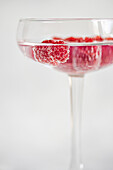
[0,0,113,170]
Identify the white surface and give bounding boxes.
[0,0,113,170]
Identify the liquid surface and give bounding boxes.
[18,38,113,76]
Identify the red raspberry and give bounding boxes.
[101,45,113,67]
[42,40,55,44]
[53,37,63,40]
[64,37,84,42]
[94,36,103,41]
[42,40,65,44]
[77,37,84,42]
[73,46,101,70]
[105,37,113,41]
[84,37,94,42]
[32,40,69,65]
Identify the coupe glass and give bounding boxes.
[17,18,113,170]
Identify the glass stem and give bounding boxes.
[69,75,84,170]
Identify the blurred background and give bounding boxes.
[0,0,113,170]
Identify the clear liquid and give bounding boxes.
[18,42,113,76]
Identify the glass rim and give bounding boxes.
[19,18,113,22]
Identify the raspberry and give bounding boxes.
[52,36,113,43]
[73,46,101,70]
[84,37,94,42]
[105,37,113,41]
[32,40,69,65]
[94,36,103,41]
[53,37,63,40]
[42,40,55,44]
[64,37,84,42]
[42,40,65,44]
[101,45,113,67]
